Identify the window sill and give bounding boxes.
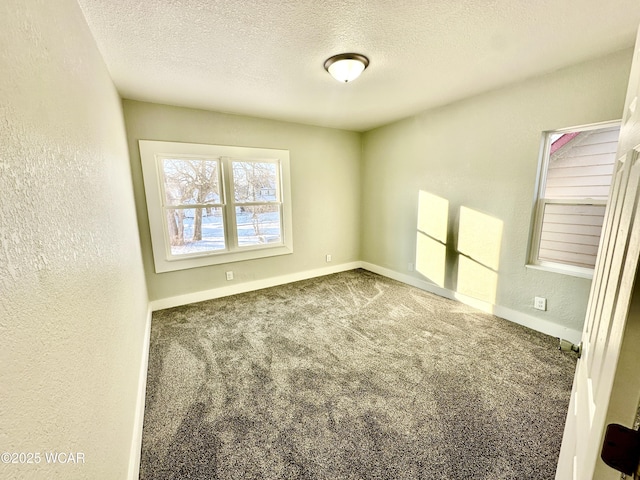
[153,244,293,273]
[525,263,594,280]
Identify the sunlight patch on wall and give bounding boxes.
[416,234,447,287]
[416,191,449,287]
[457,256,499,305]
[417,191,448,242]
[456,206,503,304]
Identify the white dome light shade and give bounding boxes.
[324,53,369,83]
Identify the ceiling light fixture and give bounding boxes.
[324,53,369,83]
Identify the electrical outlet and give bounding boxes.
[408,263,415,272]
[534,296,547,311]
[326,254,332,262]
[225,271,234,281]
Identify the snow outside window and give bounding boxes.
[139,140,293,273]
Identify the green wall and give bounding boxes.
[361,48,633,334]
[0,1,149,478]
[123,100,362,301]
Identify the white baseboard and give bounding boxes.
[128,307,152,480]
[150,259,581,344]
[150,262,362,311]
[360,262,582,344]
[360,262,454,300]
[491,303,582,345]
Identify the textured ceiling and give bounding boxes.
[77,0,640,132]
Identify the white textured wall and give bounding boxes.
[123,100,361,302]
[0,1,149,479]
[361,49,632,334]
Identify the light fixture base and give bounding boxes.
[324,53,370,83]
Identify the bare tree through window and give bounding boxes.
[232,160,282,245]
[161,158,224,254]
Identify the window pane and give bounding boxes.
[543,127,618,199]
[232,161,278,203]
[538,202,606,269]
[235,205,281,246]
[166,207,225,255]
[161,158,221,206]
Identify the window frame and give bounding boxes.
[139,140,293,273]
[527,120,620,278]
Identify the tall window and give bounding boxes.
[529,122,620,277]
[140,141,293,273]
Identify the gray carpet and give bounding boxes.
[140,269,577,479]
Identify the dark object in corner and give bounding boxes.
[601,423,640,475]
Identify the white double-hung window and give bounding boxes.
[139,140,293,273]
[528,122,620,277]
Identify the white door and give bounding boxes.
[556,26,640,480]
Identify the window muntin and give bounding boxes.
[529,122,620,277]
[139,141,293,273]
